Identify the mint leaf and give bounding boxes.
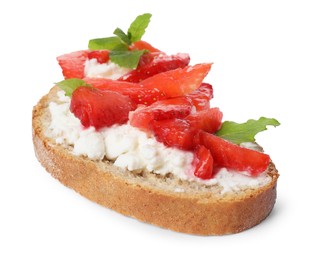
[109,50,146,69]
[127,13,151,43]
[113,28,131,45]
[216,117,280,144]
[88,36,128,51]
[87,13,152,68]
[56,79,91,97]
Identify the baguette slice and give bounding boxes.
[32,87,279,235]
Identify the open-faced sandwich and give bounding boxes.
[32,13,280,235]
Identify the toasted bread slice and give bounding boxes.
[32,87,279,235]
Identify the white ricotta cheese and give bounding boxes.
[204,168,271,194]
[84,59,131,79]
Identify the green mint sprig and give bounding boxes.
[55,79,91,97]
[88,13,152,69]
[88,36,128,51]
[127,13,152,43]
[216,117,280,145]
[109,50,147,69]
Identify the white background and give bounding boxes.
[0,0,310,259]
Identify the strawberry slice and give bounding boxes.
[149,107,222,150]
[186,108,223,134]
[198,131,270,175]
[84,77,166,105]
[192,145,214,180]
[129,97,192,132]
[137,52,161,67]
[57,50,89,79]
[87,50,110,64]
[152,119,197,150]
[70,87,136,129]
[119,53,190,83]
[129,40,161,53]
[140,63,212,97]
[186,83,213,111]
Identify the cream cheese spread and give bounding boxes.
[46,91,271,193]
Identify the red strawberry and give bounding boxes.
[149,107,222,150]
[57,50,89,79]
[119,53,190,83]
[186,83,213,111]
[129,97,192,131]
[152,119,197,150]
[84,77,166,105]
[198,131,270,175]
[137,52,161,67]
[186,108,223,134]
[140,63,212,97]
[70,87,136,129]
[87,50,110,64]
[192,145,214,180]
[129,40,162,53]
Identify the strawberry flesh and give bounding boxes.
[197,131,270,176]
[130,95,222,149]
[150,109,222,151]
[186,108,223,134]
[84,77,166,105]
[192,145,214,179]
[130,97,192,132]
[87,50,110,64]
[57,50,88,79]
[129,40,162,53]
[186,83,213,111]
[152,119,197,150]
[70,87,136,129]
[119,53,190,83]
[140,63,212,97]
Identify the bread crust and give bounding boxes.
[32,89,279,235]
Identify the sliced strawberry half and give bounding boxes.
[152,119,197,150]
[130,97,192,132]
[137,52,161,67]
[70,87,136,129]
[198,131,270,175]
[87,50,110,64]
[129,40,162,53]
[119,53,190,83]
[186,108,223,134]
[149,107,222,150]
[192,145,214,180]
[140,63,212,97]
[186,83,213,111]
[84,77,166,105]
[57,50,89,79]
